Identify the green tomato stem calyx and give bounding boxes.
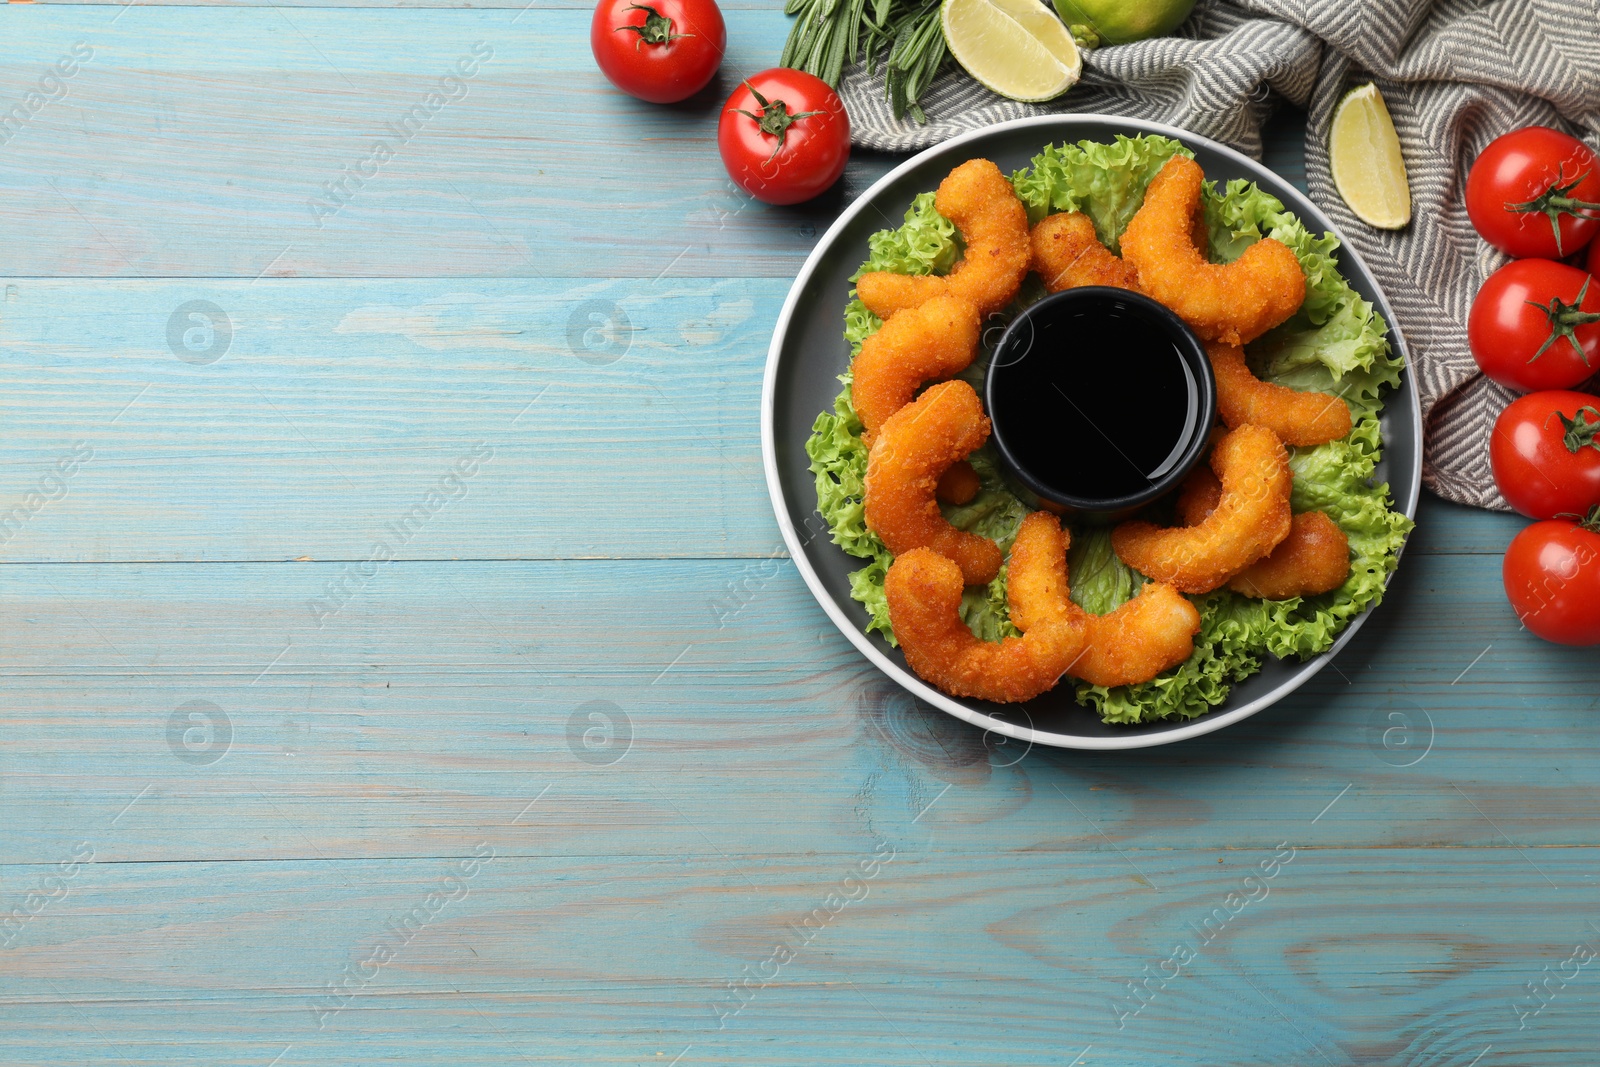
[736,82,824,163]
[616,4,690,47]
[1525,275,1600,365]
[1505,167,1600,256]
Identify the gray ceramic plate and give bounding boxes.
[760,115,1423,751]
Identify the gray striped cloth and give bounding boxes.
[840,0,1600,511]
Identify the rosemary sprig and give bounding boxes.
[780,0,949,122]
[882,0,946,123]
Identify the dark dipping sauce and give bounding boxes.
[985,287,1215,519]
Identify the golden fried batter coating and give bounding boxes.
[936,460,982,506]
[1177,466,1352,599]
[1175,465,1223,527]
[1003,515,1199,688]
[1029,212,1140,293]
[1208,342,1352,446]
[851,294,981,446]
[1005,511,1073,634]
[1120,156,1307,346]
[1111,424,1293,593]
[865,381,1003,586]
[857,159,1030,319]
[854,273,948,319]
[1228,511,1351,600]
[885,514,1088,704]
[1070,583,1201,688]
[1190,210,1212,255]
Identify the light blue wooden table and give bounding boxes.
[2,6,1597,1064]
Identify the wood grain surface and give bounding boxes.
[0,8,895,278]
[1,5,1594,1066]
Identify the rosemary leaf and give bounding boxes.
[779,0,949,122]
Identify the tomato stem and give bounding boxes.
[1549,405,1600,454]
[1565,504,1600,534]
[1504,167,1600,256]
[735,82,824,164]
[615,4,691,48]
[1524,275,1600,365]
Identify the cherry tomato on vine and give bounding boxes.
[1465,127,1600,258]
[1503,508,1600,646]
[1468,259,1600,392]
[590,0,724,104]
[717,69,849,206]
[1589,227,1600,279]
[1491,391,1600,519]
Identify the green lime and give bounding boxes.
[1051,0,1195,46]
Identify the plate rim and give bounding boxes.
[760,113,1424,751]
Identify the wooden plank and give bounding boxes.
[0,12,1563,1061]
[0,277,779,562]
[0,8,896,279]
[0,276,1518,561]
[1415,493,1522,554]
[2,849,1595,1065]
[1,551,1593,865]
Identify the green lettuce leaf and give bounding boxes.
[1208,178,1392,378]
[843,192,960,357]
[1011,134,1193,247]
[805,134,1414,724]
[1082,590,1271,725]
[806,384,893,642]
[964,567,1020,644]
[1065,526,1140,614]
[851,191,961,279]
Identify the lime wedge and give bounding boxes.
[941,0,1082,104]
[1328,83,1412,229]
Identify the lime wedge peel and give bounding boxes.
[1328,82,1413,230]
[941,0,1082,104]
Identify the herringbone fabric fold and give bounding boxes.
[839,0,1600,510]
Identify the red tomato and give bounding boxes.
[590,0,724,104]
[1491,391,1600,518]
[1589,227,1600,279]
[1465,126,1600,258]
[1468,259,1600,392]
[718,70,849,206]
[1503,510,1600,645]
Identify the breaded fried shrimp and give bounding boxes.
[1190,210,1212,255]
[857,159,1030,319]
[851,294,981,445]
[885,514,1088,703]
[1003,514,1199,689]
[936,460,982,505]
[853,273,950,319]
[1175,465,1223,527]
[1005,511,1073,634]
[1029,212,1140,293]
[885,550,1086,704]
[1177,466,1352,599]
[1208,342,1352,446]
[1228,511,1351,600]
[1111,424,1293,593]
[1069,583,1200,688]
[1121,156,1306,345]
[865,381,1003,586]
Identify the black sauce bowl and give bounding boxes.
[983,287,1217,524]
